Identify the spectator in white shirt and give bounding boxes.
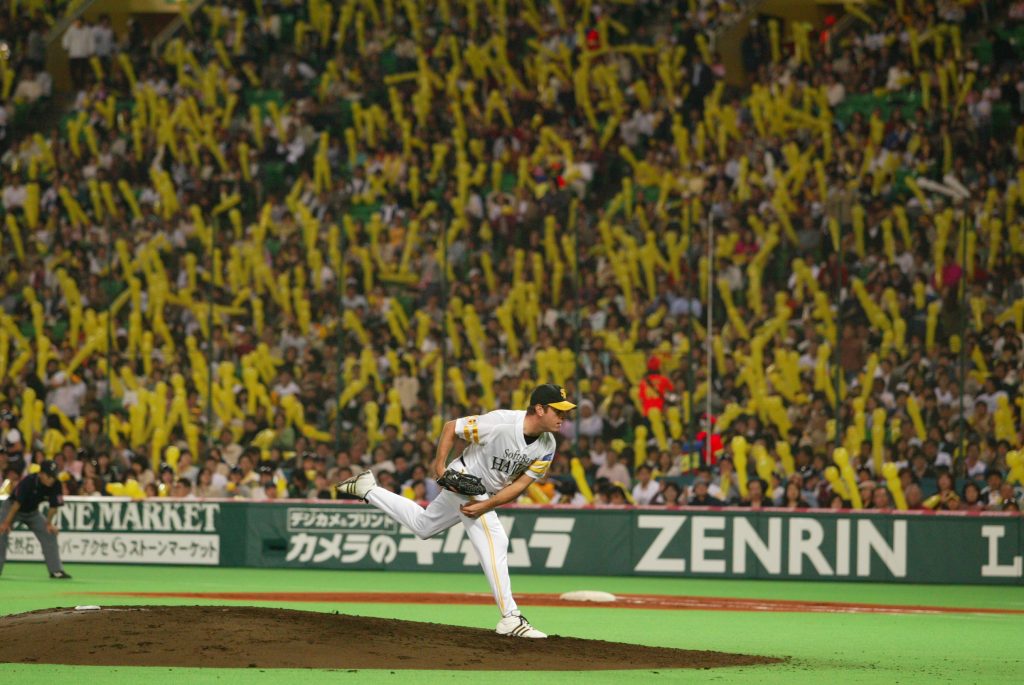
[175,451,200,484]
[394,363,421,412]
[2,173,26,210]
[12,66,46,103]
[272,369,301,397]
[631,464,660,505]
[589,437,609,467]
[974,378,1007,414]
[195,467,227,498]
[62,18,95,89]
[596,450,631,488]
[824,73,846,106]
[575,399,604,439]
[47,372,87,419]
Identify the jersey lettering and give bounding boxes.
[492,449,534,477]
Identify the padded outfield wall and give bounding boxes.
[3,497,1022,585]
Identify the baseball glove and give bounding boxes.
[436,470,487,496]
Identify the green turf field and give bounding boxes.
[2,563,1022,683]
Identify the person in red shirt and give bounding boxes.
[695,414,724,466]
[639,356,675,417]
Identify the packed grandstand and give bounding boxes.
[1,0,1023,514]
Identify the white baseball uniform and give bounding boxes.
[364,410,555,617]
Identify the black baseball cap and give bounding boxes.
[529,384,576,411]
[39,460,59,477]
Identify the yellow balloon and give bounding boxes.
[881,462,899,480]
[1007,451,1021,469]
[570,457,594,503]
[824,466,849,499]
[753,445,774,483]
[164,445,181,471]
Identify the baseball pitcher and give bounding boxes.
[338,384,575,638]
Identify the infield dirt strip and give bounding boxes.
[91,590,1024,616]
[0,606,779,670]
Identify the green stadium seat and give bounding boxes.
[395,294,415,315]
[501,172,517,193]
[244,89,285,115]
[349,203,381,223]
[991,102,1013,136]
[337,99,353,130]
[279,12,296,44]
[13,102,34,130]
[58,112,76,136]
[262,160,287,193]
[974,39,993,66]
[380,50,399,76]
[99,396,123,413]
[892,168,912,196]
[101,278,125,300]
[49,321,68,344]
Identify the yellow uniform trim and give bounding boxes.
[463,416,478,443]
[463,416,479,444]
[480,514,505,615]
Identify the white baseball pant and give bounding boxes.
[365,487,519,617]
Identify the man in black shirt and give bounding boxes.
[0,460,71,579]
[688,478,725,506]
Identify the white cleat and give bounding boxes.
[336,470,377,500]
[496,614,547,638]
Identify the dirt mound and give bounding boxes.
[0,605,779,671]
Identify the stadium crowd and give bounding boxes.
[0,0,1023,514]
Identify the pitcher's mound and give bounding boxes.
[0,605,779,671]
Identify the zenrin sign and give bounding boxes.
[635,514,908,578]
